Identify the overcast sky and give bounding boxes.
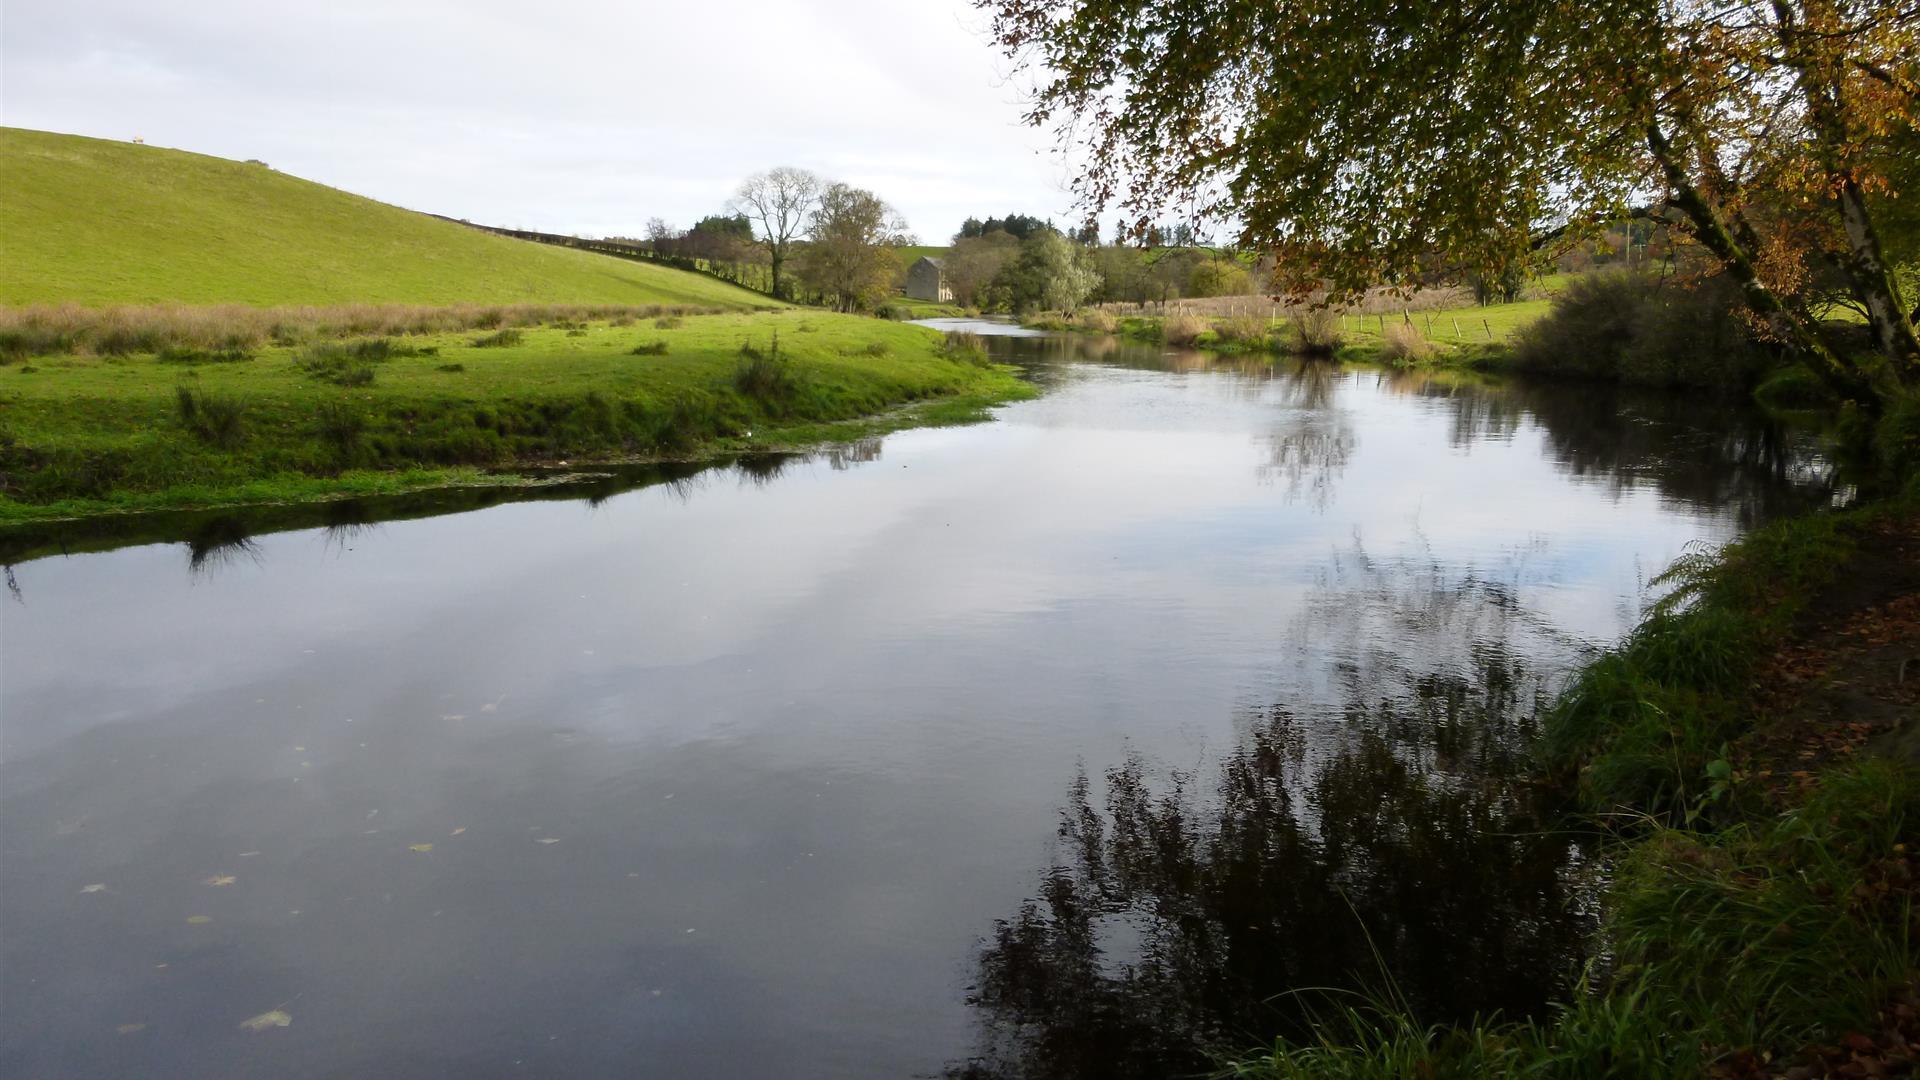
[1,0,1081,242]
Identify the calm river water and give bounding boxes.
[0,323,1838,1078]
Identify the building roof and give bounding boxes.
[913,256,945,269]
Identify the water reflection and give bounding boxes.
[951,646,1591,1080]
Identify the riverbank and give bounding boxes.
[1232,494,1920,1076]
[0,310,1032,524]
[1025,295,1547,368]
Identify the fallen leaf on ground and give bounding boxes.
[239,1010,290,1031]
[204,875,236,887]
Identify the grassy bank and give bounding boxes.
[0,127,772,308]
[1232,497,1920,1077]
[0,311,1032,523]
[1027,295,1548,367]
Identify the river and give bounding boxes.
[0,322,1839,1078]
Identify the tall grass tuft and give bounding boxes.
[1380,321,1434,363]
[470,328,523,348]
[1161,313,1209,347]
[1292,308,1346,357]
[941,331,990,367]
[629,341,670,356]
[735,334,798,406]
[174,386,246,447]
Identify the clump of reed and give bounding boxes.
[1379,320,1435,363]
[735,335,797,404]
[293,338,425,386]
[1073,308,1118,334]
[1292,307,1346,357]
[629,341,669,356]
[470,328,523,348]
[174,385,246,447]
[941,331,990,367]
[0,302,728,360]
[1160,313,1210,347]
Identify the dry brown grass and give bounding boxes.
[1380,320,1436,363]
[1291,307,1345,356]
[0,302,734,360]
[1073,308,1118,334]
[1161,313,1210,346]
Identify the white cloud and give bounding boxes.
[0,0,1075,241]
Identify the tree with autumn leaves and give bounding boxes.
[978,0,1918,406]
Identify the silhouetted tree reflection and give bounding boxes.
[952,649,1593,1080]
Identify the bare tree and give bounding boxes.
[731,167,822,300]
[644,217,679,251]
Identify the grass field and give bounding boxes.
[0,311,1031,521]
[0,128,772,309]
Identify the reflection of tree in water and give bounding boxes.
[1256,362,1354,509]
[952,553,1596,1080]
[1381,368,1837,525]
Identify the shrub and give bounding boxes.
[314,402,366,458]
[630,341,669,356]
[735,339,797,404]
[294,341,389,386]
[654,316,683,330]
[1511,271,1768,388]
[941,331,990,367]
[1074,308,1118,334]
[174,386,246,447]
[471,328,524,348]
[1216,313,1272,345]
[1161,313,1209,346]
[1292,308,1345,356]
[436,362,466,373]
[1380,321,1434,363]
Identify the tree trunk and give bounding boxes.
[1644,121,1875,405]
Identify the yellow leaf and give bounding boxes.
[204,875,236,887]
[186,915,212,924]
[239,1010,291,1031]
[409,843,433,853]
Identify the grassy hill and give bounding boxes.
[0,127,769,309]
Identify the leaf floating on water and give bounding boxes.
[204,875,236,887]
[239,1010,291,1031]
[186,916,212,924]
[79,883,106,894]
[116,1023,146,1035]
[536,838,560,845]
[450,827,466,836]
[409,843,433,853]
[237,851,261,858]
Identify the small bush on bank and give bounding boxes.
[1380,321,1434,363]
[735,339,797,405]
[1074,309,1118,334]
[175,386,246,447]
[1162,313,1209,346]
[471,328,524,348]
[1511,271,1769,388]
[314,402,366,459]
[941,331,990,367]
[1215,313,1272,346]
[1292,308,1345,356]
[629,341,669,356]
[654,316,683,330]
